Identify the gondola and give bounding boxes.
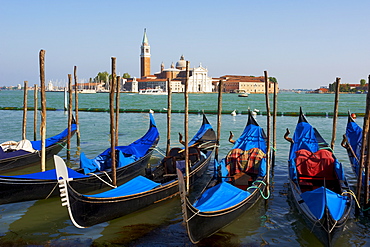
[55,114,216,228]
[178,111,269,244]
[285,108,353,247]
[0,113,159,205]
[0,118,77,172]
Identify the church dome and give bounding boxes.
[175,55,186,70]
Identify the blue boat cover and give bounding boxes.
[193,181,251,212]
[219,123,267,179]
[346,119,362,176]
[232,123,267,154]
[188,123,213,146]
[301,186,348,221]
[0,167,88,180]
[80,114,159,174]
[31,124,78,150]
[289,121,344,182]
[87,175,160,198]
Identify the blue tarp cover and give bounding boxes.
[188,123,213,146]
[194,181,251,212]
[31,124,77,150]
[87,175,160,198]
[301,186,347,221]
[289,121,318,161]
[0,167,88,180]
[289,121,344,182]
[232,123,267,153]
[346,120,362,176]
[219,123,267,179]
[80,114,159,174]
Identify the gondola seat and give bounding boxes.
[225,148,265,189]
[164,147,201,175]
[295,149,337,192]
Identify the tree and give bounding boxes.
[122,73,131,79]
[269,77,277,83]
[360,79,366,87]
[96,71,109,83]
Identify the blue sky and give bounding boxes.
[1,0,369,89]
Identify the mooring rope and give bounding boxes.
[247,180,270,199]
[341,190,361,209]
[186,209,200,222]
[153,147,166,157]
[87,172,116,188]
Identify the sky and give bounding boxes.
[1,0,370,89]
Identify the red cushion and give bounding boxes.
[295,149,335,179]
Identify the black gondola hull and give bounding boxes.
[181,176,267,243]
[0,129,76,172]
[0,148,155,204]
[63,149,213,227]
[288,177,351,246]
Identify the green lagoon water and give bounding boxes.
[0,90,369,246]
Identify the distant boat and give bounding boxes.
[139,88,167,95]
[238,92,249,97]
[78,89,96,94]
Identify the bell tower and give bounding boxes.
[140,28,151,78]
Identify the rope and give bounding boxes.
[186,209,200,223]
[153,147,166,157]
[329,220,338,233]
[44,182,58,199]
[318,146,334,152]
[87,172,116,188]
[57,142,70,151]
[247,179,270,199]
[341,190,361,209]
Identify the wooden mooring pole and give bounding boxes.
[67,74,73,161]
[115,76,120,147]
[215,80,223,161]
[110,57,117,187]
[166,78,172,156]
[331,77,340,150]
[272,79,277,165]
[22,81,28,140]
[33,84,38,141]
[356,75,370,211]
[39,50,46,172]
[264,71,271,191]
[185,61,190,193]
[364,75,370,209]
[74,66,81,147]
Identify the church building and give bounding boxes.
[134,29,213,93]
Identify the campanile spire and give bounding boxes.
[140,28,151,78]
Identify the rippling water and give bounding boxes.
[0,90,369,246]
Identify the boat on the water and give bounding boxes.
[78,89,96,94]
[178,110,269,243]
[139,88,167,95]
[0,113,159,205]
[238,92,249,97]
[285,108,353,247]
[55,114,216,228]
[0,119,77,172]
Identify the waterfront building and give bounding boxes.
[138,30,213,93]
[213,75,278,94]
